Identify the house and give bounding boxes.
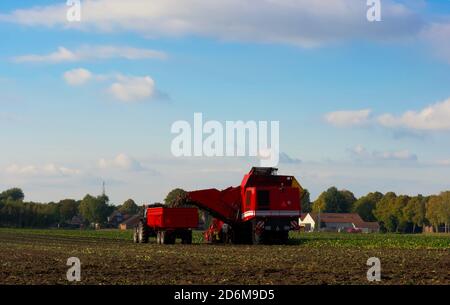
[299,213,379,233]
[361,221,380,233]
[66,215,84,229]
[119,214,141,230]
[107,211,128,227]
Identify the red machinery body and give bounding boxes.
[184,167,304,244]
[146,207,198,230]
[133,206,198,244]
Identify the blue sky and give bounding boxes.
[1,0,450,204]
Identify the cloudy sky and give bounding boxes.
[1,0,450,204]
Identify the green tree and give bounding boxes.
[440,191,450,233]
[426,195,442,232]
[118,199,139,215]
[79,194,110,224]
[403,195,426,233]
[58,199,79,223]
[164,188,187,207]
[340,190,357,211]
[300,189,312,213]
[426,192,450,233]
[352,192,383,222]
[392,195,410,232]
[312,187,355,213]
[373,192,397,232]
[0,188,25,202]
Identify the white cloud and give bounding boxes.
[98,153,145,171]
[377,98,450,131]
[63,69,158,102]
[324,109,372,127]
[108,75,155,102]
[6,163,81,177]
[63,68,92,86]
[13,46,76,63]
[349,145,418,162]
[375,150,418,161]
[13,45,167,63]
[0,0,422,48]
[325,98,450,131]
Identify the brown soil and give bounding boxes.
[0,231,448,285]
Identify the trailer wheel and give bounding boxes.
[160,231,176,244]
[181,230,192,244]
[138,221,149,243]
[160,231,171,244]
[167,231,176,244]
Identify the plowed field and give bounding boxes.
[0,229,448,285]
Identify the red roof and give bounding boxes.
[361,222,380,230]
[304,213,380,229]
[120,214,141,226]
[307,213,364,225]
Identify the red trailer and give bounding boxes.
[133,206,198,244]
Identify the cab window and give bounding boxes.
[257,190,270,210]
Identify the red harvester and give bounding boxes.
[134,167,304,245]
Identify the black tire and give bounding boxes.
[161,231,175,244]
[181,230,192,244]
[138,221,149,243]
[167,231,176,244]
[186,231,193,244]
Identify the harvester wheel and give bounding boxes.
[138,221,149,243]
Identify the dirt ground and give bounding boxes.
[0,230,449,285]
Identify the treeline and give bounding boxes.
[301,187,450,233]
[0,188,139,228]
[1,187,449,232]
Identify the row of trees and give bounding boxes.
[0,188,139,228]
[1,186,449,232]
[301,187,450,233]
